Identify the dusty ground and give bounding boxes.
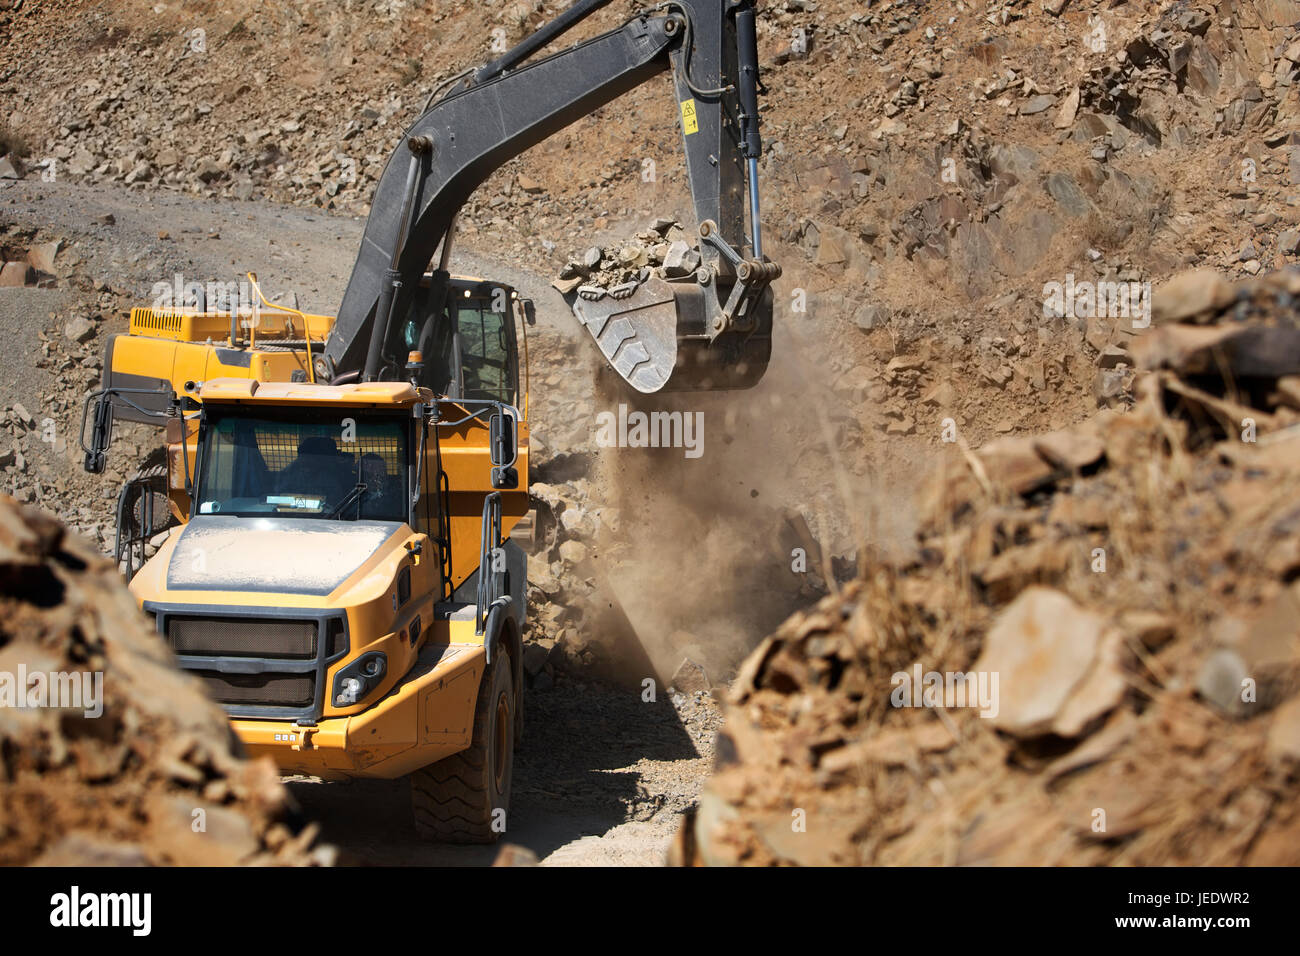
[288,685,719,865]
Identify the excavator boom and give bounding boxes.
[321,0,779,394]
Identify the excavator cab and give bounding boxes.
[403,276,523,406]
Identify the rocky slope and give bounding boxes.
[679,267,1300,866]
[3,0,1297,446]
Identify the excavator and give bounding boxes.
[80,0,780,843]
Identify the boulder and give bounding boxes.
[1151,269,1234,324]
[973,587,1125,737]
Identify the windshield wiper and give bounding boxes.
[328,481,368,519]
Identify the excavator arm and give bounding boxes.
[320,0,779,394]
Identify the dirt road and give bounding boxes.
[0,178,560,318]
[289,684,719,866]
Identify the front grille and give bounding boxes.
[168,616,317,659]
[197,671,315,708]
[149,605,349,720]
[325,618,347,658]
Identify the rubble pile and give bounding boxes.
[0,497,333,865]
[516,467,607,690]
[552,217,702,299]
[681,268,1300,866]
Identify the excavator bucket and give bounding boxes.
[568,275,772,393]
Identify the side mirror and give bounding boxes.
[489,409,518,489]
[83,392,115,474]
[521,299,536,327]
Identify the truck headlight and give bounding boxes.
[336,677,364,706]
[332,652,387,707]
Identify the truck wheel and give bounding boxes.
[410,648,514,843]
[122,455,175,535]
[115,454,176,577]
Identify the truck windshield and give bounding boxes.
[197,410,409,522]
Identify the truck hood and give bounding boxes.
[166,515,403,596]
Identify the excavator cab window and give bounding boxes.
[414,286,518,405]
[454,297,516,404]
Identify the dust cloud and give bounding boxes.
[577,314,912,689]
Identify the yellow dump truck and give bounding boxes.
[84,276,533,840]
[138,378,528,838]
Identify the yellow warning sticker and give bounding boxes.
[680,98,699,135]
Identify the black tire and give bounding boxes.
[124,458,174,533]
[115,454,175,573]
[514,679,525,749]
[410,648,514,843]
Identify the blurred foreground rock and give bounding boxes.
[0,497,333,866]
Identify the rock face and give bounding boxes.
[0,498,333,866]
[2,0,1291,374]
[680,269,1300,867]
[3,0,1298,567]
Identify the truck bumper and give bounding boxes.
[231,642,485,780]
